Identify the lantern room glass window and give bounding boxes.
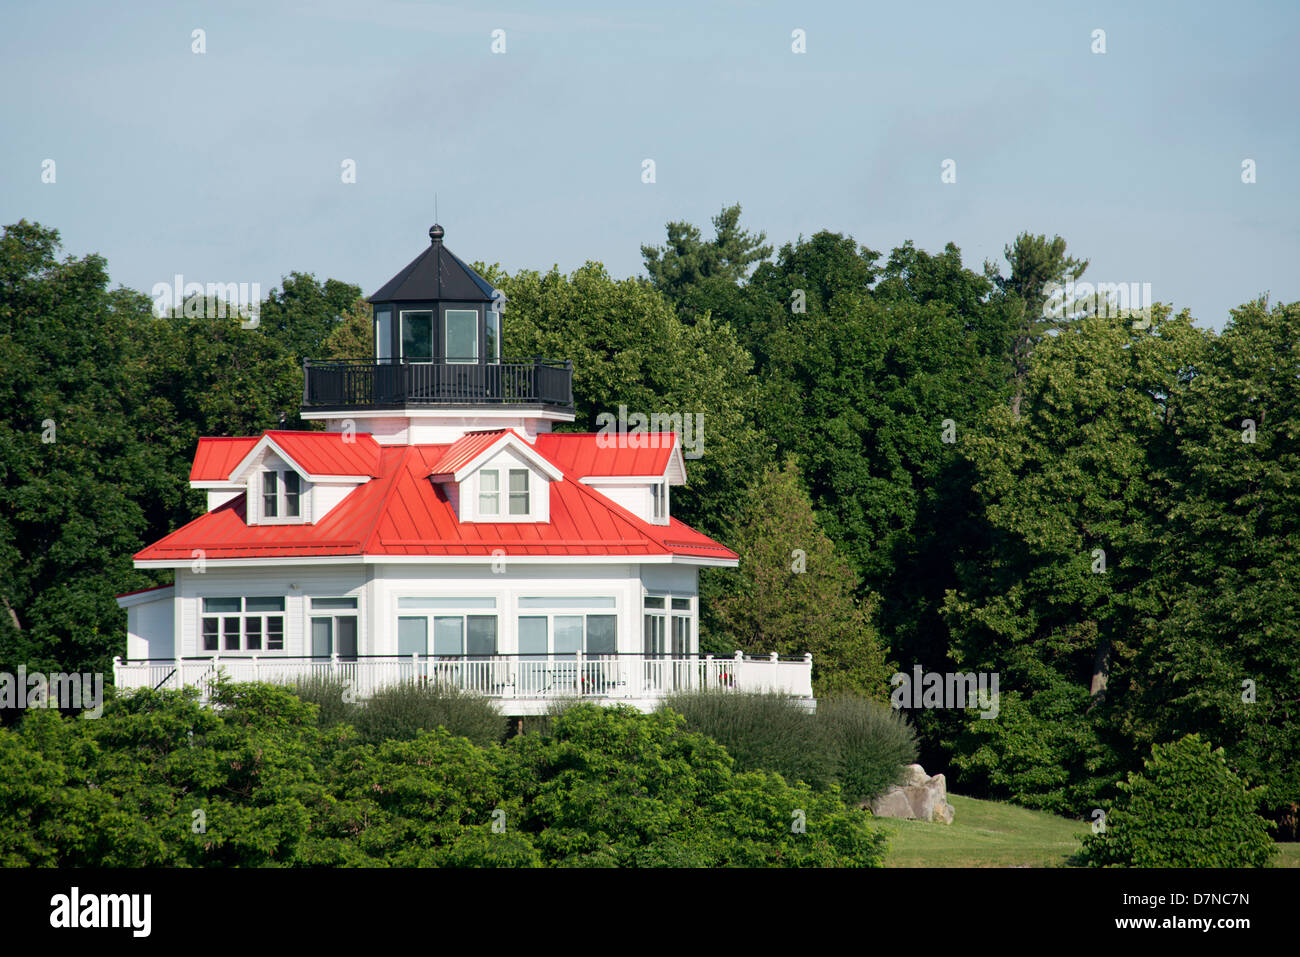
[445,309,478,363]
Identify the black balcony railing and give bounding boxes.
[302,358,574,411]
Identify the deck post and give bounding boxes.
[112,656,121,688]
[576,648,585,695]
[733,649,744,691]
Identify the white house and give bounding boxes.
[115,224,813,713]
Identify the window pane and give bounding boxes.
[518,616,547,657]
[224,617,241,651]
[434,616,464,656]
[508,470,529,515]
[671,616,689,656]
[466,616,497,657]
[520,597,616,609]
[266,617,284,650]
[479,470,499,515]
[284,471,300,517]
[398,616,428,656]
[644,614,664,657]
[643,597,665,609]
[202,617,219,651]
[375,308,392,362]
[554,616,583,656]
[398,597,496,610]
[486,310,500,362]
[263,471,278,517]
[587,615,616,655]
[311,597,358,609]
[401,311,433,360]
[246,597,285,612]
[671,598,691,611]
[204,597,241,613]
[245,616,262,651]
[337,617,358,660]
[444,309,478,362]
[311,617,332,658]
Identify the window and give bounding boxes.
[375,307,392,362]
[645,595,693,660]
[284,471,300,517]
[508,469,529,515]
[444,309,478,363]
[201,597,284,653]
[515,611,617,658]
[401,310,434,361]
[485,308,500,362]
[261,469,304,521]
[310,597,358,660]
[651,482,666,521]
[262,470,278,517]
[396,598,498,659]
[479,470,500,516]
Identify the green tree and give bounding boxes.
[257,273,362,365]
[983,232,1088,415]
[482,261,770,535]
[1078,734,1276,868]
[708,457,888,697]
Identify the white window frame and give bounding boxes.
[479,469,500,516]
[260,468,306,524]
[200,597,285,654]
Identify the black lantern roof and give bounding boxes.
[368,224,496,303]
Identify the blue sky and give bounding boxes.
[3,0,1297,329]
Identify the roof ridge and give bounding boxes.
[359,445,416,554]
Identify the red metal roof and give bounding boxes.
[427,429,511,477]
[138,435,734,563]
[189,431,382,482]
[535,432,677,477]
[190,437,259,481]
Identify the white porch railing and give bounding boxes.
[111,651,814,709]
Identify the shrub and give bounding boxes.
[352,680,506,747]
[1078,734,1277,868]
[659,690,837,790]
[291,675,358,729]
[504,704,887,867]
[816,695,918,804]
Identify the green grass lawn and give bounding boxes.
[872,793,1090,868]
[1275,843,1300,867]
[872,793,1300,868]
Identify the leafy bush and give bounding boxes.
[659,690,837,790]
[1078,734,1277,868]
[291,675,358,729]
[816,695,918,804]
[503,704,886,867]
[352,680,506,748]
[0,685,886,867]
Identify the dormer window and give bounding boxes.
[651,481,666,522]
[509,469,529,515]
[262,469,302,520]
[479,470,500,515]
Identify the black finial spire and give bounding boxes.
[429,223,444,245]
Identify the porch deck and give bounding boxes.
[112,651,815,715]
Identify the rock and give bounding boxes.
[906,784,935,821]
[900,763,930,787]
[869,764,956,824]
[871,787,915,819]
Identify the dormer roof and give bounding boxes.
[190,431,383,484]
[428,429,564,483]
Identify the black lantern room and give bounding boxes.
[368,224,502,365]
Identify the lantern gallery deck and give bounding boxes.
[112,651,814,715]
